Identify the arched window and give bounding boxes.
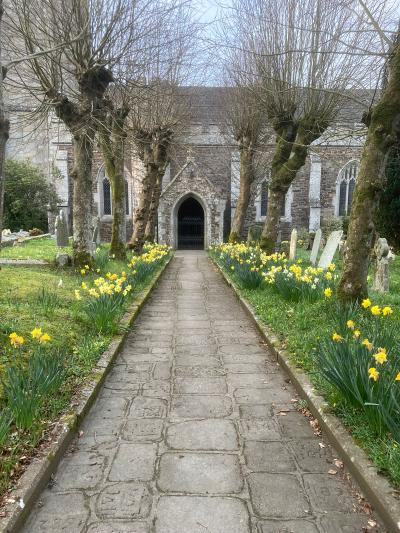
[125,180,129,215]
[103,178,111,215]
[336,161,358,216]
[260,180,269,217]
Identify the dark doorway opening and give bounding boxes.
[177,197,205,249]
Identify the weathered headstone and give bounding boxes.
[310,228,322,265]
[289,228,297,260]
[56,253,70,267]
[55,210,69,247]
[373,237,390,293]
[318,230,343,269]
[92,217,101,246]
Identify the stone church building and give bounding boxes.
[6,87,365,249]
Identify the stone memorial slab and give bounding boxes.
[318,230,343,269]
[373,237,390,293]
[166,419,238,450]
[96,483,152,520]
[310,228,322,265]
[55,209,69,247]
[157,452,243,493]
[155,496,251,533]
[289,228,298,260]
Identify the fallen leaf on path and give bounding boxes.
[328,469,337,475]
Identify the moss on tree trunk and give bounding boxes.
[70,132,95,266]
[99,106,128,261]
[260,117,327,253]
[144,173,162,242]
[0,0,9,246]
[338,36,400,303]
[229,144,254,243]
[128,127,172,254]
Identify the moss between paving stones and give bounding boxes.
[0,255,172,533]
[211,256,400,532]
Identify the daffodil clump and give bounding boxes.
[264,261,337,302]
[74,243,171,333]
[210,243,336,299]
[128,243,171,283]
[1,327,64,438]
[316,299,400,441]
[74,271,132,334]
[210,243,286,289]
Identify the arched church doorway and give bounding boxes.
[177,197,205,249]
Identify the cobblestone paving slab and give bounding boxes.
[22,251,382,533]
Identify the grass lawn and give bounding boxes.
[212,247,400,489]
[0,236,71,261]
[0,246,170,499]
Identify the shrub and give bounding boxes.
[4,159,59,232]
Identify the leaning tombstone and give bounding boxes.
[55,210,69,247]
[318,230,343,269]
[310,228,322,265]
[92,217,101,246]
[373,237,390,293]
[289,228,298,260]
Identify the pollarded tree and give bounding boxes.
[5,0,139,264]
[219,53,265,242]
[0,0,8,245]
[226,0,377,253]
[338,14,400,302]
[127,2,199,253]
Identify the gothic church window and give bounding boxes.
[260,180,269,217]
[336,161,358,216]
[103,178,111,215]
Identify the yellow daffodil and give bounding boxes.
[80,269,86,275]
[39,332,51,343]
[325,272,332,280]
[324,287,332,298]
[84,265,90,270]
[382,306,393,316]
[9,332,24,347]
[395,373,400,382]
[362,338,373,351]
[373,351,387,365]
[328,263,336,271]
[370,305,381,316]
[346,320,355,330]
[75,289,82,301]
[368,367,379,381]
[332,332,343,342]
[81,282,87,290]
[31,327,42,339]
[361,298,371,309]
[353,330,361,338]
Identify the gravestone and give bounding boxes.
[289,228,297,260]
[92,217,101,246]
[318,230,343,269]
[55,210,69,247]
[373,237,390,293]
[310,228,322,265]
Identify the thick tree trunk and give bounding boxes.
[144,173,162,242]
[129,164,159,253]
[229,145,253,243]
[338,36,400,303]
[70,133,95,266]
[260,118,325,253]
[0,0,9,247]
[99,107,128,261]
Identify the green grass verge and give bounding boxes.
[0,254,169,498]
[213,249,400,488]
[0,236,72,261]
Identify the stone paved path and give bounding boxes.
[22,251,380,533]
